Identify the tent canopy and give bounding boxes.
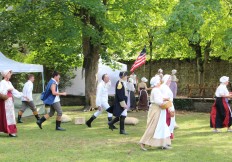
[0,52,43,72]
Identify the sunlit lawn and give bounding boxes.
[1,106,232,162]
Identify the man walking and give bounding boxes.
[86,74,116,129]
[108,72,128,135]
[18,74,40,123]
[36,71,67,131]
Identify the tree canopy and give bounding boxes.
[1,0,232,104]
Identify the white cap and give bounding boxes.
[150,76,161,87]
[1,69,12,77]
[158,69,163,73]
[172,69,177,75]
[141,77,148,82]
[220,76,229,83]
[162,74,171,84]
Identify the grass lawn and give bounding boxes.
[1,106,232,162]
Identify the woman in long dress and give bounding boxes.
[0,70,24,137]
[210,76,232,132]
[127,78,136,111]
[137,77,149,111]
[156,68,163,79]
[170,69,178,98]
[160,74,175,139]
[139,75,171,151]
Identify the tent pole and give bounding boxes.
[42,72,45,92]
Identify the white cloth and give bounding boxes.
[149,86,171,139]
[127,82,135,91]
[150,87,163,105]
[171,69,177,75]
[94,81,112,118]
[130,74,137,84]
[0,80,23,98]
[1,69,11,77]
[52,78,60,103]
[220,76,229,83]
[215,84,229,97]
[160,84,174,102]
[96,81,110,107]
[150,76,161,88]
[0,80,23,126]
[121,108,127,116]
[162,75,171,85]
[141,77,148,83]
[153,109,171,139]
[93,102,112,117]
[158,69,163,73]
[160,83,175,134]
[171,75,178,82]
[121,80,128,97]
[22,80,33,101]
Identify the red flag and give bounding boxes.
[130,48,146,72]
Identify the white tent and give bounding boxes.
[0,52,45,116]
[65,60,127,96]
[0,51,45,91]
[0,52,43,73]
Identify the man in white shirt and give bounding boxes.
[18,74,40,123]
[86,74,116,129]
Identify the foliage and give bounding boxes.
[162,0,232,60]
[1,0,232,88]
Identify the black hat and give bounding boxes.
[119,71,128,78]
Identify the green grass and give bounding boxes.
[1,106,232,162]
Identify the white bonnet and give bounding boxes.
[162,74,171,84]
[150,76,161,87]
[220,76,229,83]
[1,69,12,77]
[172,69,177,75]
[158,68,163,73]
[141,77,148,82]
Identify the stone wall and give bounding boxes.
[123,59,232,97]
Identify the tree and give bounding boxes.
[163,0,232,84]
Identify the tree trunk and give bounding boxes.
[189,41,204,84]
[79,3,105,110]
[83,40,99,110]
[203,41,211,82]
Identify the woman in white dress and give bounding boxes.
[127,78,136,111]
[0,70,25,137]
[210,76,232,132]
[160,74,175,139]
[170,69,179,98]
[139,75,171,151]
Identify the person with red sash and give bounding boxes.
[210,76,232,132]
[0,70,25,137]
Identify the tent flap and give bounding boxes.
[0,52,43,73]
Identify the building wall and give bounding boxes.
[124,59,232,97]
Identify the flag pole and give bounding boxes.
[144,62,145,74]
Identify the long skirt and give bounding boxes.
[138,89,148,111]
[210,97,232,128]
[127,91,136,111]
[0,97,17,134]
[170,81,177,98]
[139,104,171,147]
